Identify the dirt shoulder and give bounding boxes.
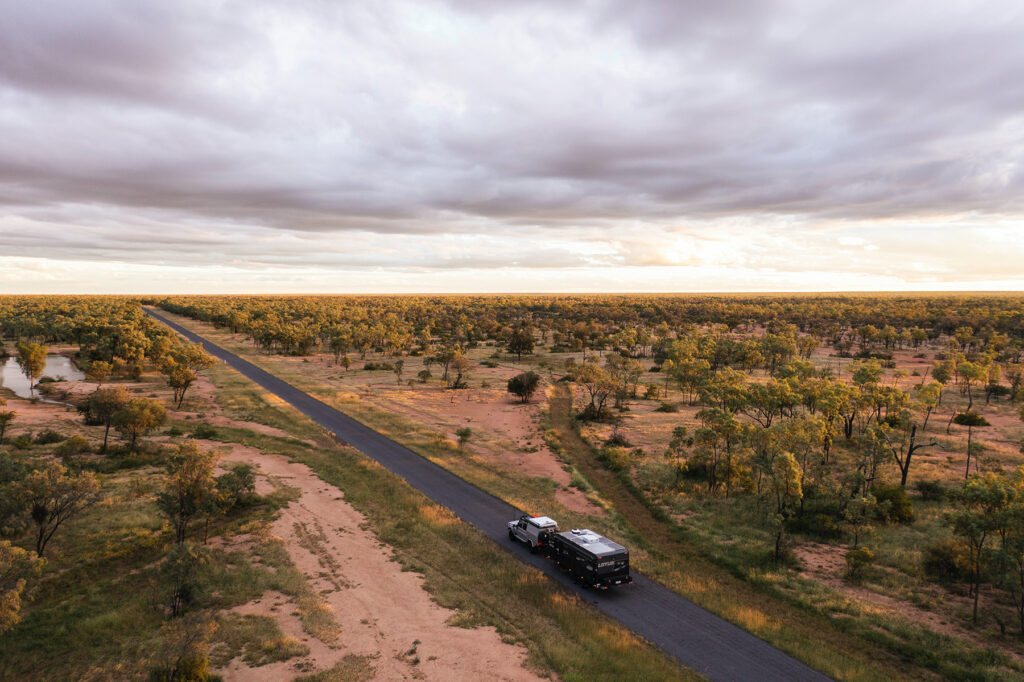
[214,443,544,681]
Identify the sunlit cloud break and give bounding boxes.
[1,0,1023,292]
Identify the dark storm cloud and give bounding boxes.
[1,0,1023,275]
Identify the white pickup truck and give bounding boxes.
[507,514,559,553]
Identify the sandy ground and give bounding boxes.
[213,443,544,681]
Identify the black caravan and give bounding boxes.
[549,528,631,589]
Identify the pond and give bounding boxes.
[0,355,86,400]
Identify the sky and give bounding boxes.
[1,0,1023,294]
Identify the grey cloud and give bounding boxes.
[1,0,1023,280]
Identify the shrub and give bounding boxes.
[643,384,661,400]
[216,463,258,509]
[362,361,394,371]
[481,359,499,368]
[923,537,970,582]
[654,402,678,413]
[596,446,631,472]
[914,479,946,502]
[845,547,875,580]
[873,484,915,523]
[191,424,218,440]
[604,432,632,448]
[166,425,185,437]
[786,512,842,540]
[11,434,32,450]
[416,369,432,383]
[37,376,57,385]
[507,371,541,403]
[33,430,65,445]
[55,435,91,459]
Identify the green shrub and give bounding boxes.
[33,429,65,445]
[191,424,218,440]
[913,479,946,501]
[596,446,631,472]
[604,432,632,448]
[922,537,970,582]
[873,484,915,523]
[362,361,394,371]
[845,547,875,580]
[55,435,91,458]
[166,425,185,437]
[786,512,842,540]
[654,402,678,413]
[11,434,32,450]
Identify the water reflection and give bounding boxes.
[0,355,86,400]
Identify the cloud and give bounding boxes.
[1,0,1023,291]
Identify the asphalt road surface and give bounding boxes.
[147,307,831,682]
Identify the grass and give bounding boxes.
[209,613,310,666]
[294,653,378,681]
[0,385,322,678]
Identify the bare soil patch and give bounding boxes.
[214,443,544,681]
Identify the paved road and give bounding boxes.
[147,308,831,682]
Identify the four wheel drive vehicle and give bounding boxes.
[507,515,559,553]
[549,528,632,589]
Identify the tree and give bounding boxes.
[0,410,15,445]
[870,413,940,488]
[572,362,615,420]
[329,334,351,365]
[948,474,1012,623]
[215,463,257,512]
[14,342,47,393]
[693,408,745,497]
[842,495,877,549]
[507,371,540,403]
[447,354,472,389]
[19,463,101,557]
[996,471,1024,637]
[931,360,954,405]
[762,451,803,561]
[80,386,131,453]
[664,426,691,488]
[158,543,211,618]
[953,412,990,480]
[392,359,405,385]
[0,540,42,636]
[507,326,535,361]
[605,354,644,408]
[113,398,167,451]
[157,441,220,545]
[915,381,942,432]
[455,427,472,448]
[85,360,112,387]
[958,361,987,412]
[160,344,216,408]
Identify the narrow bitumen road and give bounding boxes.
[146,307,831,682]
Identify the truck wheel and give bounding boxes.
[529,543,538,554]
[508,530,516,542]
